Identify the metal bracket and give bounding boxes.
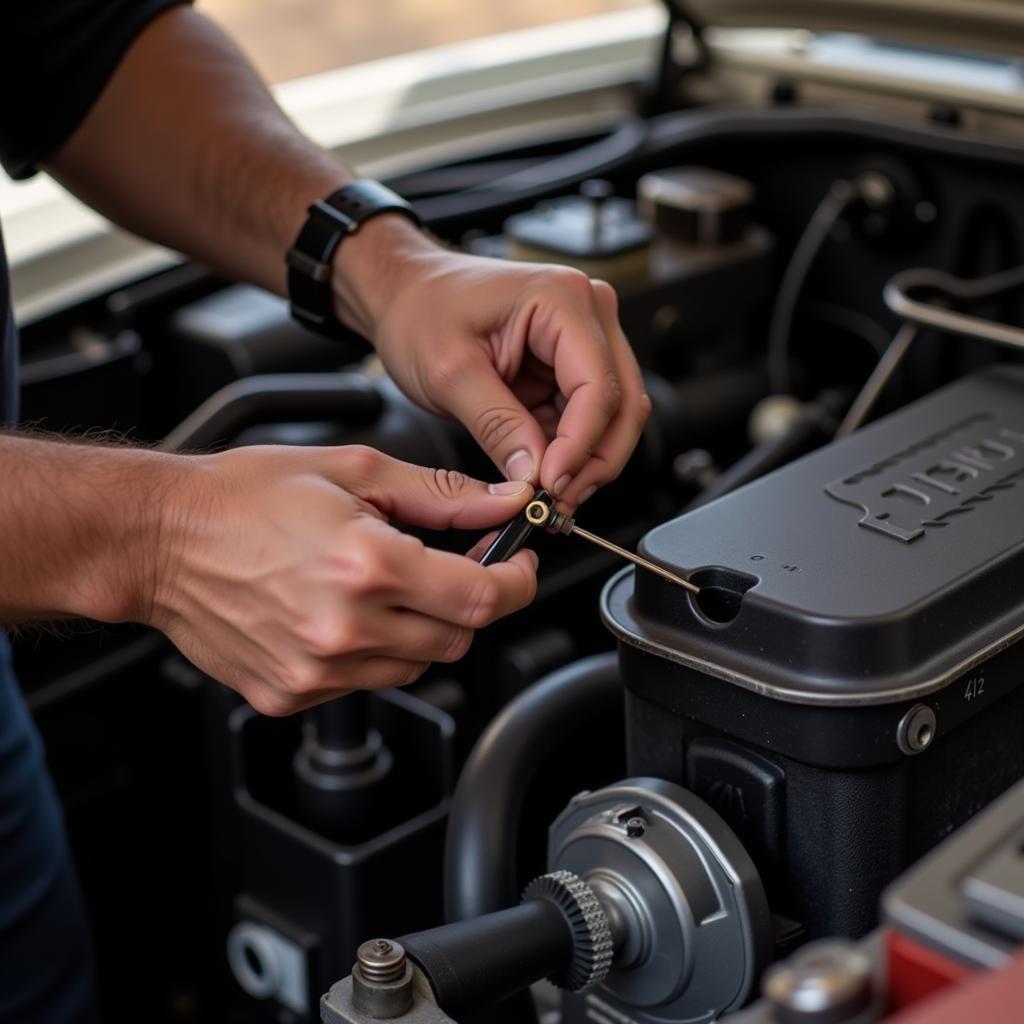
[839,262,1024,436]
[885,264,1024,352]
[648,1,711,113]
[321,971,455,1024]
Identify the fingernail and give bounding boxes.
[579,485,597,504]
[553,474,572,497]
[505,449,535,482]
[488,480,529,496]
[528,550,540,570]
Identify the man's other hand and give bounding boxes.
[332,218,652,510]
[150,445,536,715]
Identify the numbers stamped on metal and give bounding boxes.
[964,674,986,701]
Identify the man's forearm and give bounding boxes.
[35,4,647,505]
[0,435,180,623]
[42,4,432,323]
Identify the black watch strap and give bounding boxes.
[286,180,422,339]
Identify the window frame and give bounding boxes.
[4,8,664,325]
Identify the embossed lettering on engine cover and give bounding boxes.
[824,414,1024,543]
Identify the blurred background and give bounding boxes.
[203,0,651,83]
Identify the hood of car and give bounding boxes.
[679,0,1024,57]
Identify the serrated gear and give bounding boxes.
[522,870,614,991]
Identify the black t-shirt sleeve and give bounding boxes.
[0,1,191,180]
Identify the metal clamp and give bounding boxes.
[885,264,1024,351]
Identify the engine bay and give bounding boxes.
[12,30,1024,1022]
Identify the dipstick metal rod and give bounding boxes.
[568,523,701,594]
[524,497,700,595]
[835,322,919,438]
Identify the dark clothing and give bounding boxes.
[0,0,189,413]
[0,0,186,413]
[0,1,185,180]
[0,640,97,1023]
[1,4,186,1019]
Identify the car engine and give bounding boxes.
[12,11,1024,1023]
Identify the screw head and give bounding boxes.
[763,940,873,1023]
[897,704,937,756]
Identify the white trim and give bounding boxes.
[709,28,1024,117]
[19,10,1024,326]
[3,8,664,325]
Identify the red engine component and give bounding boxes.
[884,929,974,1011]
[886,951,1024,1023]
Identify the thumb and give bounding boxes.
[329,446,534,530]
[441,349,550,485]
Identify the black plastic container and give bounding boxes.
[224,689,454,1019]
[603,366,1024,938]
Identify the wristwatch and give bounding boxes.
[285,180,422,338]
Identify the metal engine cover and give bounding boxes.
[602,366,1024,938]
[605,364,1024,705]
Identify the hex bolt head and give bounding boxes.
[897,704,937,756]
[763,939,875,1024]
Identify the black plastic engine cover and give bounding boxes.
[602,366,1024,938]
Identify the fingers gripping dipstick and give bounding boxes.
[481,491,700,595]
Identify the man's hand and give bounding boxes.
[150,445,537,715]
[44,5,650,508]
[0,436,536,716]
[333,218,652,510]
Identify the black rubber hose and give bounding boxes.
[444,652,621,923]
[416,119,648,225]
[161,371,383,451]
[400,900,573,1017]
[419,106,1024,238]
[685,392,846,512]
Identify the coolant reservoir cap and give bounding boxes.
[601,366,1024,705]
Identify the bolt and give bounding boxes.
[673,448,716,488]
[356,938,406,984]
[547,508,574,534]
[855,171,895,211]
[625,816,646,838]
[353,938,414,1018]
[763,939,875,1023]
[897,704,937,756]
[581,179,614,245]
